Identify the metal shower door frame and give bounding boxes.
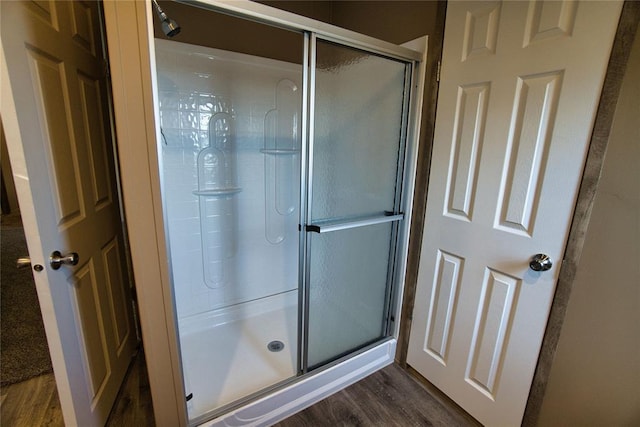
[175,0,424,418]
[299,32,415,373]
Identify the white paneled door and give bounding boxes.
[407,1,622,425]
[1,2,136,426]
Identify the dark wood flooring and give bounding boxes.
[0,372,63,426]
[275,364,478,427]
[0,349,155,427]
[2,354,476,426]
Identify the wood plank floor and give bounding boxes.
[1,354,476,426]
[275,364,478,427]
[0,349,155,427]
[0,372,63,426]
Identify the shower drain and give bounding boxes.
[267,340,285,352]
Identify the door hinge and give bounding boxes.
[103,60,110,78]
[436,60,441,82]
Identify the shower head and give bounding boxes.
[152,0,181,37]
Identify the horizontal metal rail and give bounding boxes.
[306,213,404,234]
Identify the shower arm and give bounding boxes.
[152,0,181,37]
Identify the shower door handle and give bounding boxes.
[307,212,404,234]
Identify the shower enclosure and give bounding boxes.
[150,1,422,425]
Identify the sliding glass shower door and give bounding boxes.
[304,39,411,369]
[151,0,418,418]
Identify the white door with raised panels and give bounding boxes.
[407,1,622,425]
[1,2,136,426]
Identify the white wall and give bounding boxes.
[537,27,640,426]
[155,40,301,319]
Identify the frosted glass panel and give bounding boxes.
[311,41,408,220]
[307,223,393,368]
[306,41,408,368]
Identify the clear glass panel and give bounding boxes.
[307,223,393,368]
[153,3,302,421]
[311,41,408,220]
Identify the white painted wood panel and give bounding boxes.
[78,74,112,210]
[425,250,463,363]
[26,48,86,227]
[408,1,623,425]
[466,268,518,398]
[1,1,137,425]
[102,237,132,355]
[497,71,562,235]
[446,83,489,220]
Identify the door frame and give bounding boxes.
[103,1,426,425]
[397,1,639,425]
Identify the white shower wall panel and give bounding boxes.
[155,40,301,319]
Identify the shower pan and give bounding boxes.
[150,1,423,425]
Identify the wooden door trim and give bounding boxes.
[397,1,639,425]
[102,2,188,426]
[396,0,447,368]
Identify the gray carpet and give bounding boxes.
[1,217,53,385]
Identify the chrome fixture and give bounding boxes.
[152,0,181,37]
[529,253,553,272]
[50,251,79,270]
[16,256,32,269]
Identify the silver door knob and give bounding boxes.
[529,253,552,272]
[50,251,79,270]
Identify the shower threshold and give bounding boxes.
[200,338,397,426]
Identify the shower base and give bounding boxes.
[179,291,298,421]
[179,290,396,426]
[203,338,396,426]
